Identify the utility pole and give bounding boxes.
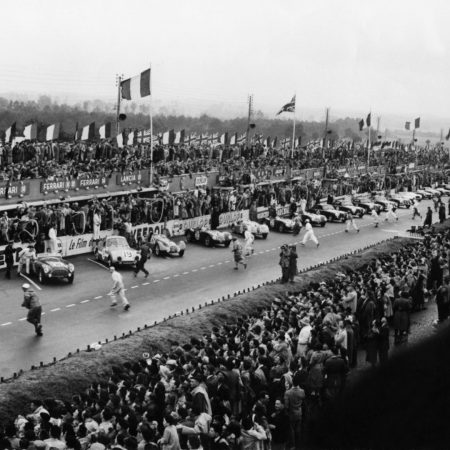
[115,74,123,136]
[246,94,253,148]
[322,107,329,160]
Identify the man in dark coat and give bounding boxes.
[378,317,390,363]
[21,283,43,336]
[393,291,412,344]
[4,240,14,279]
[424,206,433,228]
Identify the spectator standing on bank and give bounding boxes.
[393,291,412,344]
[288,244,298,283]
[378,317,390,363]
[424,206,433,228]
[284,373,305,450]
[21,283,43,336]
[439,202,446,223]
[109,267,130,311]
[279,245,290,283]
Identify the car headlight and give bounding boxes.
[43,265,50,274]
[179,241,186,250]
[68,263,74,272]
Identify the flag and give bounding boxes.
[220,132,228,145]
[162,130,170,145]
[46,123,60,141]
[446,129,450,141]
[237,133,246,144]
[120,68,151,100]
[23,123,37,140]
[127,130,135,146]
[366,113,371,127]
[116,132,124,148]
[415,117,420,129]
[358,119,364,131]
[295,136,301,147]
[74,122,79,140]
[277,95,296,115]
[81,122,95,141]
[273,136,278,147]
[210,133,219,144]
[229,133,237,145]
[405,121,411,131]
[174,130,185,145]
[99,123,112,139]
[264,136,271,147]
[5,122,16,143]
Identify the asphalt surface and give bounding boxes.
[0,200,439,379]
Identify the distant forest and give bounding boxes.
[0,95,369,143]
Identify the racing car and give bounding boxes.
[30,253,75,284]
[260,215,299,233]
[150,234,185,257]
[309,203,347,222]
[185,227,232,247]
[299,211,327,227]
[95,235,140,267]
[387,193,411,208]
[373,196,398,212]
[333,202,365,218]
[231,220,269,239]
[353,199,382,214]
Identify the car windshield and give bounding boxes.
[321,205,332,210]
[42,257,62,262]
[108,238,128,248]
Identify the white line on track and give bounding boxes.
[87,258,110,270]
[153,280,160,283]
[1,322,11,326]
[50,308,60,312]
[217,262,223,266]
[163,276,170,279]
[173,274,180,277]
[224,260,231,263]
[19,273,42,291]
[209,264,215,268]
[80,300,90,303]
[200,267,206,270]
[19,317,26,321]
[94,296,103,299]
[142,282,150,285]
[182,271,189,274]
[66,304,75,308]
[131,285,139,289]
[192,269,198,272]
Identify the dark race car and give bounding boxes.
[333,202,365,218]
[30,254,75,284]
[260,215,299,233]
[310,204,347,223]
[185,227,232,247]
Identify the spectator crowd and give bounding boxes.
[1,227,449,450]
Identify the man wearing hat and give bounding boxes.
[108,267,130,311]
[4,240,14,279]
[21,283,43,336]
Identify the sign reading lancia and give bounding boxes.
[117,172,143,184]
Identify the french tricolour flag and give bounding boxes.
[46,123,60,141]
[121,69,151,101]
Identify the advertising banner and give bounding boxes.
[0,181,30,198]
[41,176,108,193]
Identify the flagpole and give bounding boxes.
[323,107,329,160]
[291,95,296,159]
[116,74,122,136]
[149,63,154,186]
[367,110,371,168]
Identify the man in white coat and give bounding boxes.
[109,267,130,311]
[48,225,58,253]
[385,202,398,222]
[243,226,255,256]
[301,219,319,247]
[93,210,101,242]
[371,208,380,228]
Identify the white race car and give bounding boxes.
[95,236,140,267]
[231,220,269,239]
[150,234,185,257]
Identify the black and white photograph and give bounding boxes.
[1,1,450,449]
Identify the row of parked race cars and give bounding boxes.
[24,186,450,284]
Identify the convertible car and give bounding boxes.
[31,254,75,284]
[95,235,140,267]
[310,204,347,222]
[185,227,232,247]
[231,220,269,239]
[299,212,327,227]
[334,202,365,218]
[260,215,299,233]
[150,234,185,257]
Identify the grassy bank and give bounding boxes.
[0,235,422,422]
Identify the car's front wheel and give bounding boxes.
[340,216,346,223]
[38,270,46,284]
[205,236,212,247]
[179,250,184,257]
[154,244,161,257]
[277,223,285,233]
[185,231,193,242]
[68,274,74,284]
[320,222,326,227]
[262,233,268,239]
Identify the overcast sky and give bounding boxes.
[1,0,450,128]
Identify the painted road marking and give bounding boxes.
[87,258,110,270]
[209,264,215,267]
[19,273,42,291]
[174,274,180,277]
[131,285,139,289]
[50,308,61,312]
[192,269,198,272]
[200,267,206,270]
[142,282,150,285]
[19,317,26,321]
[1,322,12,326]
[182,271,189,275]
[80,300,90,303]
[224,260,231,263]
[94,296,103,299]
[163,276,170,280]
[66,304,75,308]
[217,262,223,265]
[153,280,160,283]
